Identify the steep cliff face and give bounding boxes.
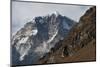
[11,12,75,65]
[39,6,96,64]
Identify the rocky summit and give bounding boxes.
[11,12,76,65]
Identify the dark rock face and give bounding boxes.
[39,6,96,64]
[11,12,75,65]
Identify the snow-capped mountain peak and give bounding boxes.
[12,12,76,65]
[53,11,59,17]
[48,11,60,17]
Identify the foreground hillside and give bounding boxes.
[39,6,96,64]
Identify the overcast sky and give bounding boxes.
[12,1,92,34]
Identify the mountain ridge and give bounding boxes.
[38,6,96,64]
[11,12,76,65]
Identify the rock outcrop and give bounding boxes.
[11,12,75,65]
[39,6,96,64]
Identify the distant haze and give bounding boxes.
[12,1,92,34]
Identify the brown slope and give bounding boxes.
[38,6,96,64]
[52,39,96,63]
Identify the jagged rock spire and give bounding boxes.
[53,11,59,17]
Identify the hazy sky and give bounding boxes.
[12,1,92,34]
